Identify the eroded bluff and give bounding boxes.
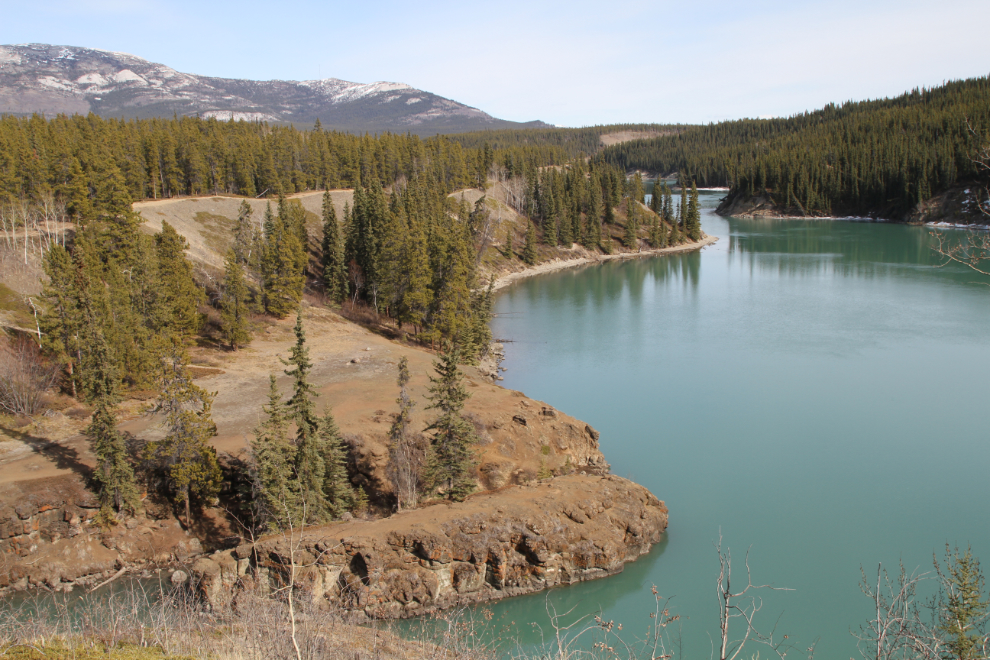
[190,474,668,619]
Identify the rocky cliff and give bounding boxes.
[187,474,668,620]
[0,475,205,592]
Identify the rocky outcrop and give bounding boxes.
[904,185,990,225]
[188,474,668,620]
[715,191,801,218]
[0,475,206,593]
[346,393,610,504]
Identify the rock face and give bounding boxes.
[904,185,990,225]
[0,475,205,593]
[189,474,668,619]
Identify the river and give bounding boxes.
[487,191,990,658]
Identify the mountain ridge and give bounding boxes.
[0,43,549,134]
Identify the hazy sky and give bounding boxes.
[4,0,989,127]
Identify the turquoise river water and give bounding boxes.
[483,191,990,658]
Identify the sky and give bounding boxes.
[3,0,989,127]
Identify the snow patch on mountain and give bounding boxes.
[0,44,546,133]
[201,110,279,122]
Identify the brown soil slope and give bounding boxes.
[0,186,694,610]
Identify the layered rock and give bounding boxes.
[0,475,205,593]
[189,474,667,620]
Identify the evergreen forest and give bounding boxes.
[0,110,710,526]
[596,76,990,218]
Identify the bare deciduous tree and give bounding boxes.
[932,231,990,278]
[713,533,811,660]
[387,356,424,511]
[0,336,59,415]
[854,562,943,660]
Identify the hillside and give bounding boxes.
[596,76,990,222]
[0,44,549,134]
[0,173,716,615]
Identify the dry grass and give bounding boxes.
[0,581,499,660]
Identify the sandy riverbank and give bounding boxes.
[492,234,719,291]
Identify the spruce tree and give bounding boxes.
[281,311,354,521]
[282,310,327,521]
[650,180,663,215]
[320,191,347,304]
[558,204,574,246]
[935,544,989,660]
[522,221,538,265]
[39,245,81,398]
[502,225,514,258]
[232,200,254,265]
[83,324,139,522]
[545,211,560,247]
[686,181,702,240]
[252,375,297,528]
[260,202,305,318]
[648,211,662,248]
[396,215,432,331]
[571,201,583,246]
[318,410,354,517]
[220,250,250,350]
[423,345,477,501]
[624,201,639,249]
[662,183,674,228]
[145,338,221,525]
[424,204,477,348]
[632,172,645,204]
[88,400,140,522]
[154,221,204,337]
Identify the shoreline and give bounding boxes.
[714,211,990,230]
[492,234,719,291]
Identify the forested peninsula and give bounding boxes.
[0,111,716,631]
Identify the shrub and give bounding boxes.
[0,336,59,416]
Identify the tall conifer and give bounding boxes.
[320,191,347,304]
[252,375,297,528]
[522,221,538,265]
[423,346,477,501]
[154,221,204,337]
[83,321,139,521]
[220,250,250,350]
[624,201,639,249]
[144,339,221,525]
[686,181,702,240]
[232,201,254,265]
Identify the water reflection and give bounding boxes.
[508,252,701,316]
[491,193,990,659]
[726,217,980,285]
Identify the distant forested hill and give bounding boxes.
[0,114,572,200]
[450,124,686,159]
[596,77,990,219]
